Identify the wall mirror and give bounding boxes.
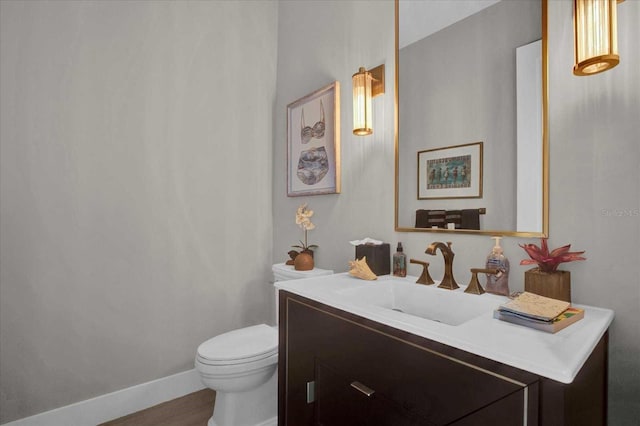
[394,0,548,237]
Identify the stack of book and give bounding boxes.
[494,292,584,333]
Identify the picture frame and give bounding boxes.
[417,141,483,199]
[287,82,340,197]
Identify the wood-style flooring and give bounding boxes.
[99,389,215,426]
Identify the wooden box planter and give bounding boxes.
[524,268,571,302]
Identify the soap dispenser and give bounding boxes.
[485,236,510,296]
[393,242,407,277]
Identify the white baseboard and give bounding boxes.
[256,417,278,426]
[3,369,205,426]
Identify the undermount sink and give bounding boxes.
[337,280,502,326]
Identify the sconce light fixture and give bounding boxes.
[573,0,623,76]
[352,64,385,135]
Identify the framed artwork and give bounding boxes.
[287,82,340,197]
[417,141,483,199]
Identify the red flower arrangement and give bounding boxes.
[519,238,586,273]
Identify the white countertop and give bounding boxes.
[275,273,614,384]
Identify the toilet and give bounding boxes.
[195,263,333,426]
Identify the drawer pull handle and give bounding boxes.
[350,381,375,397]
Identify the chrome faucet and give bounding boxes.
[425,241,459,290]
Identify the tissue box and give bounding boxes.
[355,243,390,276]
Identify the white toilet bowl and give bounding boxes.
[195,264,334,426]
[195,324,278,426]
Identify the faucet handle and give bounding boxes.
[409,259,435,285]
[465,268,498,295]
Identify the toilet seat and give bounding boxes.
[196,352,277,378]
[197,324,277,366]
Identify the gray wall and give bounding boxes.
[1,0,637,424]
[273,0,639,424]
[273,0,396,272]
[0,0,277,423]
[546,1,639,421]
[398,0,540,230]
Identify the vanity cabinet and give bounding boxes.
[278,291,608,426]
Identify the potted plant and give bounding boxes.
[287,204,318,271]
[519,238,586,302]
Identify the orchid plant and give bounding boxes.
[291,204,318,255]
[519,238,586,273]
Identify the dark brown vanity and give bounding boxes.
[278,291,608,426]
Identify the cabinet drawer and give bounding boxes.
[315,360,430,426]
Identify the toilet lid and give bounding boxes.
[197,324,277,365]
[272,263,334,281]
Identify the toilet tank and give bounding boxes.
[271,263,333,324]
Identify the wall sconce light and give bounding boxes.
[352,64,385,135]
[573,0,623,76]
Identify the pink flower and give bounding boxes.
[519,238,586,273]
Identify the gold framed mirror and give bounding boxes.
[394,0,548,237]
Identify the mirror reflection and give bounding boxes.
[395,0,547,236]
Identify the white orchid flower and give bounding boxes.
[292,204,317,251]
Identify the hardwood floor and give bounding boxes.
[99,389,215,426]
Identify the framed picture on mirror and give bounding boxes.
[287,82,341,197]
[417,141,483,200]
